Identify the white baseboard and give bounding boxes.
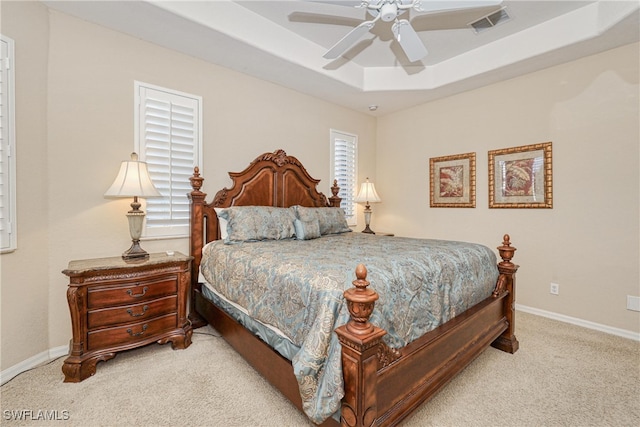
[1,345,68,386]
[516,304,640,342]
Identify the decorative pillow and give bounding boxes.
[217,206,296,243]
[294,218,321,240]
[214,208,229,240]
[293,206,351,235]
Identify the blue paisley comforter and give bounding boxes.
[200,232,498,424]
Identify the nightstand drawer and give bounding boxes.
[88,277,177,309]
[88,295,178,329]
[87,313,177,351]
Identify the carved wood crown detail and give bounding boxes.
[338,334,385,353]
[213,188,229,207]
[377,342,402,369]
[254,149,302,167]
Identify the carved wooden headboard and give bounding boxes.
[188,149,341,285]
[210,149,340,209]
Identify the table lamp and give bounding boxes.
[104,152,162,260]
[354,177,381,234]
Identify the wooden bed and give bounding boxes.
[188,149,519,427]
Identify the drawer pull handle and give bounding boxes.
[126,286,148,298]
[126,324,148,337]
[127,305,149,317]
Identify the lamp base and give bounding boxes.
[361,225,375,234]
[123,204,148,260]
[122,239,149,260]
[361,206,376,234]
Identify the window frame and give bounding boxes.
[0,35,16,253]
[134,81,202,240]
[330,129,358,227]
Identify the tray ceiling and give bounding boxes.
[43,0,639,115]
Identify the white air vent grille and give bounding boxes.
[470,7,511,33]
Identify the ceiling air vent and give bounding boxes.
[469,7,511,33]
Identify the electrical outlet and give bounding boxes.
[550,282,559,295]
[627,296,640,312]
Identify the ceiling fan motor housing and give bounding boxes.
[380,3,399,21]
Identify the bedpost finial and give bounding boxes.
[497,234,516,266]
[331,179,340,198]
[190,166,204,192]
[329,180,341,207]
[344,264,379,336]
[352,264,372,293]
[355,264,367,282]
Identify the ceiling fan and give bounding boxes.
[313,0,503,62]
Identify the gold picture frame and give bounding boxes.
[488,142,553,208]
[430,152,476,208]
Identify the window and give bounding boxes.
[135,82,202,239]
[0,35,16,252]
[330,129,357,226]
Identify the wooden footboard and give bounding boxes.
[336,236,518,426]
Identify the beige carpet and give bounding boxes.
[1,312,638,426]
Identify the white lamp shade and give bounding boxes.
[354,178,381,204]
[104,153,162,198]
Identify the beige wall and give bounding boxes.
[375,42,640,333]
[0,1,51,370]
[0,2,376,370]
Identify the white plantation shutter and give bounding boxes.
[135,83,202,239]
[330,130,357,226]
[0,35,16,252]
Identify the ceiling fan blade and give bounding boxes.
[414,0,502,14]
[392,19,428,62]
[323,21,374,59]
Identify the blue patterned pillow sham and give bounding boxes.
[293,206,351,235]
[217,206,296,243]
[294,218,321,240]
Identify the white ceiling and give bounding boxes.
[43,0,639,116]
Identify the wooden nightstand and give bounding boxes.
[62,252,193,382]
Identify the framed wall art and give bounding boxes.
[429,152,476,208]
[488,142,552,208]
